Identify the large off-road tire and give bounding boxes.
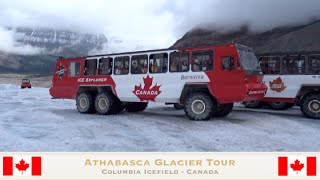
[300,93,320,119]
[215,103,233,117]
[242,101,262,108]
[173,103,184,110]
[126,102,148,112]
[112,97,124,114]
[94,92,115,115]
[268,102,289,110]
[184,92,216,121]
[76,92,95,114]
[285,103,295,109]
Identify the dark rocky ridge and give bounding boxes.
[172,21,320,54]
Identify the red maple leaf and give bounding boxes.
[15,159,29,175]
[132,75,161,101]
[290,159,304,175]
[269,77,286,92]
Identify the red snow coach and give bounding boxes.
[49,44,267,120]
[21,79,31,89]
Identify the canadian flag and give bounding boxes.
[278,156,316,176]
[3,156,41,176]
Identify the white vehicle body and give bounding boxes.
[263,75,320,101]
[243,53,320,119]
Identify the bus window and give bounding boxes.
[283,55,305,74]
[308,55,320,75]
[68,62,80,77]
[149,53,168,74]
[192,50,213,72]
[98,57,113,75]
[259,56,280,74]
[169,52,189,72]
[222,56,234,71]
[84,59,97,76]
[131,55,148,74]
[114,56,129,75]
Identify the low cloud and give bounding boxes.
[0,27,44,55]
[163,0,320,37]
[0,0,319,53]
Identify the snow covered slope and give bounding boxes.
[0,27,108,75]
[0,84,319,152]
[10,27,107,52]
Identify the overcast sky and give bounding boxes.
[0,0,320,54]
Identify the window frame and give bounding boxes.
[258,56,281,75]
[131,54,148,75]
[98,57,113,76]
[149,53,168,74]
[84,59,98,76]
[169,51,190,73]
[68,61,81,77]
[282,55,306,75]
[191,50,214,72]
[307,54,320,75]
[221,56,235,71]
[114,56,130,75]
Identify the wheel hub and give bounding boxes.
[98,98,108,110]
[308,100,320,113]
[79,98,87,109]
[191,100,206,114]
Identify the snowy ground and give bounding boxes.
[0,84,319,152]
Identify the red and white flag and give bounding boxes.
[3,156,41,176]
[278,156,316,176]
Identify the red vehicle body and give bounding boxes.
[50,44,267,120]
[21,79,31,89]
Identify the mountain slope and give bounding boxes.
[0,27,108,75]
[172,21,320,54]
[10,27,107,54]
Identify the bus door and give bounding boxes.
[214,49,245,102]
[52,58,83,99]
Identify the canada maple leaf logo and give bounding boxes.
[15,159,29,175]
[290,159,304,175]
[269,77,286,92]
[133,75,161,101]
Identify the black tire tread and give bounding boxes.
[94,92,114,115]
[76,92,95,114]
[268,102,288,110]
[111,97,124,114]
[184,92,216,121]
[126,102,148,112]
[174,103,184,110]
[243,101,262,108]
[215,103,233,117]
[300,93,320,119]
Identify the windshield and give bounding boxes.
[22,79,30,83]
[237,50,262,75]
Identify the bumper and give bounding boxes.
[243,84,267,102]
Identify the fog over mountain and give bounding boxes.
[1,0,320,54]
[163,0,320,37]
[172,20,320,54]
[0,27,109,74]
[0,27,107,55]
[0,0,320,75]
